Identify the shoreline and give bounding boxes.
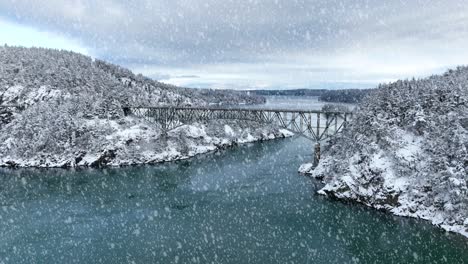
[0,125,294,169]
[299,163,468,240]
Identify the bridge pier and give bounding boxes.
[313,143,321,167]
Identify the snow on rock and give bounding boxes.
[301,67,468,238]
[224,125,236,137]
[78,154,100,167]
[171,124,207,139]
[238,133,256,143]
[24,86,63,105]
[1,85,24,104]
[279,129,294,137]
[298,163,313,174]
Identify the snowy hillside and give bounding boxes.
[0,46,287,167]
[300,67,468,238]
[0,46,264,109]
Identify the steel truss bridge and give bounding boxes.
[124,106,352,142]
[124,106,353,165]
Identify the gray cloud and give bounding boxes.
[1,0,468,89]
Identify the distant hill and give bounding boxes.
[319,89,372,103]
[249,88,372,103]
[249,89,326,97]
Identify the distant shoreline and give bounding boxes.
[245,88,372,104]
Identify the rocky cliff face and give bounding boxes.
[300,67,468,238]
[0,46,283,167]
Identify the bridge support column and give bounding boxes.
[313,142,321,167]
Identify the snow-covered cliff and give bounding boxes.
[0,46,288,167]
[300,67,468,238]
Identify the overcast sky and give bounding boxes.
[1,0,468,89]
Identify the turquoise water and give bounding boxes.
[0,137,467,264]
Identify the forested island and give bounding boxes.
[300,68,468,238]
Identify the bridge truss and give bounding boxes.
[124,106,353,142]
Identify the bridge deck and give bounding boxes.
[127,106,352,115]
